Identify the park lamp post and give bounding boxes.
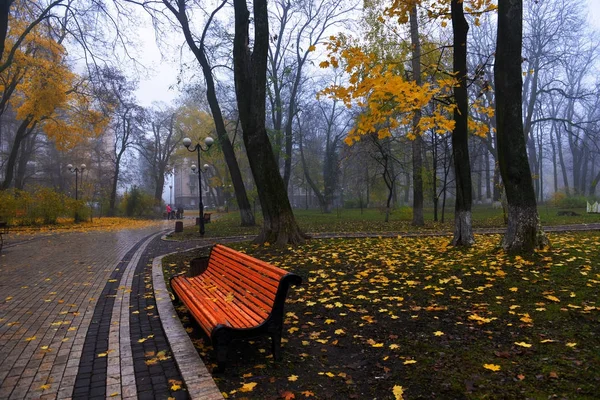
[67,163,86,200]
[67,163,86,223]
[183,136,214,235]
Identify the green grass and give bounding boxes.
[167,205,600,240]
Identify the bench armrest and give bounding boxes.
[189,256,210,277]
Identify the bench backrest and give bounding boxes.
[204,245,288,314]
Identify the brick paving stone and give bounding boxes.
[0,217,328,400]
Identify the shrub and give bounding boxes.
[120,187,156,217]
[29,187,68,224]
[0,189,21,223]
[550,192,589,209]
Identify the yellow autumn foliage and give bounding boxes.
[319,0,497,146]
[2,12,109,151]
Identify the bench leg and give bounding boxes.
[214,343,228,372]
[271,330,282,361]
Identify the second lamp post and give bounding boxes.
[183,136,214,235]
[67,163,86,200]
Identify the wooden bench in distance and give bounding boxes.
[170,244,302,370]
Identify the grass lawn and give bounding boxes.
[168,204,600,240]
[163,231,600,399]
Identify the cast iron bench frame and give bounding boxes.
[170,244,302,370]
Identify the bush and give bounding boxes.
[29,187,68,224]
[120,187,156,217]
[0,187,91,225]
[0,189,22,223]
[550,192,589,209]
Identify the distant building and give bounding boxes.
[173,157,212,209]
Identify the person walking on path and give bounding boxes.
[166,204,172,220]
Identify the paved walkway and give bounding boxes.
[2,221,599,399]
[0,219,223,400]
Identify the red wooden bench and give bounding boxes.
[170,244,302,370]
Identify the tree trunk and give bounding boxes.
[432,133,438,221]
[1,116,33,190]
[165,0,255,227]
[485,147,491,200]
[233,0,306,245]
[409,5,424,226]
[0,0,13,62]
[495,0,548,253]
[299,133,328,212]
[450,0,474,246]
[15,132,37,190]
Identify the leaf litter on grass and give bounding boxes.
[164,232,600,399]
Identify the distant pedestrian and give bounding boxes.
[166,204,172,220]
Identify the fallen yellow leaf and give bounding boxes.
[392,385,404,400]
[239,382,257,392]
[514,342,532,348]
[483,364,501,371]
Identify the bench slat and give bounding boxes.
[210,251,282,291]
[212,245,288,280]
[181,279,251,329]
[187,275,266,328]
[207,257,278,306]
[172,279,219,333]
[196,270,271,323]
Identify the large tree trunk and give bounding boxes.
[450,0,474,246]
[409,5,424,226]
[0,0,13,63]
[165,0,255,227]
[495,0,548,253]
[233,0,306,245]
[1,116,33,190]
[14,132,37,190]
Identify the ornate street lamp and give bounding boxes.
[67,163,86,222]
[66,163,86,201]
[183,137,214,235]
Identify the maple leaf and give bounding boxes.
[483,364,501,371]
[25,336,36,341]
[566,342,577,347]
[433,331,444,336]
[39,384,51,390]
[239,382,257,392]
[281,390,296,400]
[403,360,417,365]
[301,391,315,397]
[392,385,404,400]
[288,375,298,381]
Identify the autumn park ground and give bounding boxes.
[2,206,599,399]
[160,206,600,400]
